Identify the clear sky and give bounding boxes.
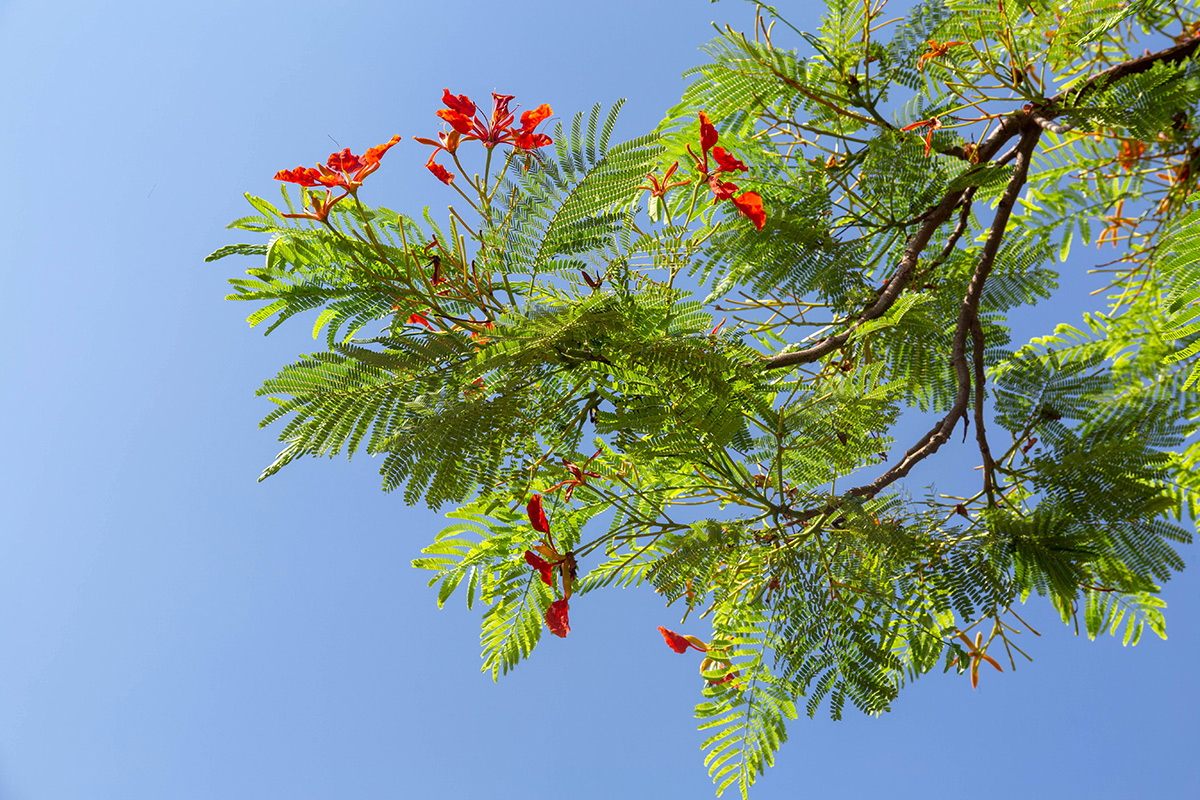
[1,0,1196,798]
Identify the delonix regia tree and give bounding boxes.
[211,0,1200,794]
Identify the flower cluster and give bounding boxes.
[523,494,577,638]
[686,112,765,230]
[274,135,401,222]
[415,90,554,185]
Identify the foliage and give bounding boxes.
[213,1,1200,795]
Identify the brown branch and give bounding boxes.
[1045,36,1200,113]
[971,316,997,503]
[845,122,1042,501]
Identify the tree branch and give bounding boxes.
[845,122,1042,500]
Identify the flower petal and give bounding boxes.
[441,89,476,117]
[546,598,571,637]
[658,626,692,653]
[731,191,766,231]
[327,147,366,173]
[709,177,739,201]
[519,104,553,132]
[527,494,551,534]
[490,93,516,127]
[513,131,552,150]
[274,167,323,187]
[524,550,555,585]
[698,111,719,156]
[712,146,748,173]
[436,109,475,135]
[364,134,401,165]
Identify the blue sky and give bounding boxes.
[1,0,1197,797]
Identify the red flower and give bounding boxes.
[407,312,434,330]
[684,113,764,226]
[524,550,555,585]
[426,160,455,185]
[520,104,553,131]
[731,191,765,230]
[275,134,401,193]
[436,108,475,135]
[514,130,552,150]
[513,104,554,150]
[658,626,708,653]
[527,493,551,534]
[660,628,741,686]
[546,598,571,637]
[431,90,553,151]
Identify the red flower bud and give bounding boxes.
[426,161,455,185]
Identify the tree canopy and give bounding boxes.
[212,0,1200,795]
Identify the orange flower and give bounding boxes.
[901,117,942,156]
[1118,139,1146,171]
[281,189,348,224]
[407,312,434,330]
[513,104,554,150]
[699,111,719,154]
[421,91,553,182]
[637,161,690,198]
[274,167,323,186]
[546,598,571,637]
[731,191,766,231]
[917,39,965,70]
[955,631,1003,689]
[684,113,764,227]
